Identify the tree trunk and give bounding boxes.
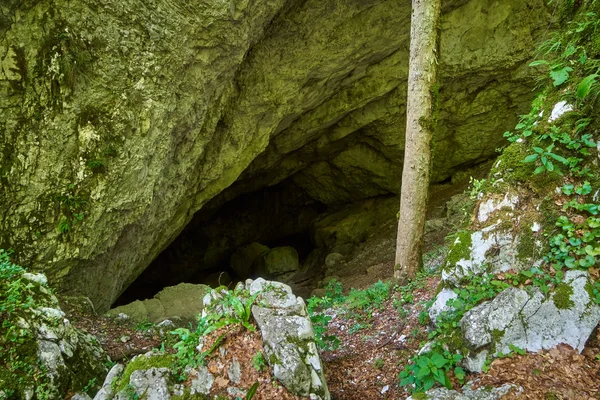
[394,0,441,282]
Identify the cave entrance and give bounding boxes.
[113,181,327,307]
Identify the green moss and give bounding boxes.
[412,393,430,400]
[490,329,505,343]
[553,283,574,310]
[492,143,534,184]
[585,281,595,301]
[517,228,536,262]
[116,353,174,392]
[444,230,472,269]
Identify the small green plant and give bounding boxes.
[468,177,488,199]
[373,357,385,369]
[399,348,465,393]
[245,382,259,400]
[251,351,267,372]
[545,183,600,270]
[122,384,139,400]
[52,183,88,234]
[348,322,371,334]
[169,287,260,375]
[134,320,154,332]
[83,377,97,395]
[346,280,390,311]
[523,143,569,174]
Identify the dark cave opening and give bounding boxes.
[112,159,497,309]
[113,181,328,307]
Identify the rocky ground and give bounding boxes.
[62,246,600,399]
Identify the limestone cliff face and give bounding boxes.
[0,0,549,311]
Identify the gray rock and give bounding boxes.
[256,246,301,279]
[228,357,241,384]
[429,288,458,324]
[71,393,93,400]
[22,273,48,286]
[407,381,516,399]
[249,278,330,400]
[93,364,124,400]
[249,278,306,314]
[324,253,346,274]
[460,270,600,372]
[2,272,108,399]
[107,282,210,323]
[191,365,214,395]
[125,367,171,400]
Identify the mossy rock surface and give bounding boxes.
[0,0,550,311]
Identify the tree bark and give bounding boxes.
[394,0,441,282]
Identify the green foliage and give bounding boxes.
[399,347,465,393]
[348,322,371,334]
[468,177,488,199]
[169,287,259,377]
[244,382,259,400]
[305,299,340,351]
[134,320,155,332]
[497,344,527,359]
[86,159,105,172]
[122,384,140,400]
[346,280,390,311]
[400,273,508,393]
[83,377,97,395]
[306,279,391,351]
[0,251,59,399]
[545,182,600,270]
[523,144,569,174]
[577,73,598,99]
[251,351,267,372]
[52,183,88,234]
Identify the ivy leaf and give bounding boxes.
[550,66,573,86]
[576,74,598,99]
[565,257,577,269]
[562,184,575,195]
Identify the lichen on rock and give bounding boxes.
[0,264,109,399]
[0,0,550,312]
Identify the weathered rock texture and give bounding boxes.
[0,0,550,310]
[461,270,600,372]
[406,381,516,400]
[106,282,210,323]
[0,272,108,399]
[249,278,330,399]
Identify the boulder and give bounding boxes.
[0,271,108,399]
[460,270,600,372]
[256,246,300,279]
[407,381,517,399]
[248,278,330,400]
[107,282,210,323]
[230,242,270,278]
[116,367,172,400]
